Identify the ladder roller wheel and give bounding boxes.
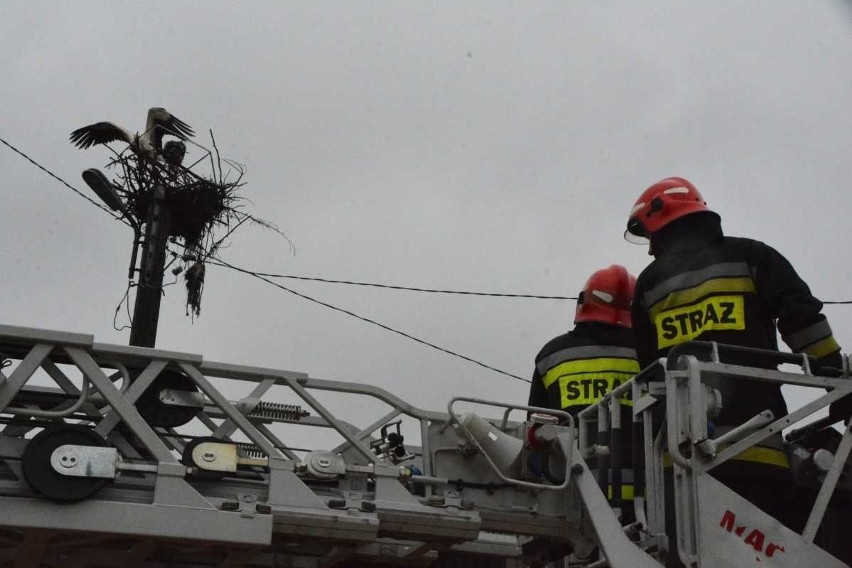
[135,369,200,428]
[181,436,230,480]
[21,424,109,502]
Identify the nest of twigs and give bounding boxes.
[91,131,293,333]
[102,134,286,320]
[112,147,246,246]
[131,177,234,250]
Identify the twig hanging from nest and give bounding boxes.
[185,258,205,319]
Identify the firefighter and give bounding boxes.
[625,176,844,548]
[528,265,640,518]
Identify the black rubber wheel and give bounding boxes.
[181,436,229,480]
[21,425,110,502]
[135,369,200,428]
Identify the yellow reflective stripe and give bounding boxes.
[559,373,636,407]
[541,357,640,388]
[655,295,746,349]
[784,319,834,352]
[648,277,756,320]
[662,446,789,468]
[537,346,637,376]
[731,446,789,468]
[607,484,635,500]
[802,335,841,359]
[642,262,752,308]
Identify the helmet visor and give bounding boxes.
[624,217,649,244]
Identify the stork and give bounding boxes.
[70,107,194,160]
[162,140,187,167]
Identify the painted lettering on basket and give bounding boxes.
[720,509,785,559]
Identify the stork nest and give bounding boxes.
[130,177,232,248]
[111,151,244,253]
[101,136,290,320]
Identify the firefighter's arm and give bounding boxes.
[631,296,657,370]
[752,242,842,370]
[527,367,547,409]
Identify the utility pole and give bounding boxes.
[83,169,172,349]
[82,167,199,426]
[76,110,246,351]
[128,184,171,348]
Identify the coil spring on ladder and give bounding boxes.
[248,401,307,421]
[236,443,266,459]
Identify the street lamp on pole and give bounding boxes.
[82,167,169,348]
[82,168,124,212]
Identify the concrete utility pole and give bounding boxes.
[128,184,171,348]
[83,170,171,349]
[75,109,201,350]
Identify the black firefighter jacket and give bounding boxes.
[528,322,639,483]
[631,214,842,474]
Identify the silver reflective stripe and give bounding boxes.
[536,345,638,375]
[640,261,753,309]
[783,319,833,352]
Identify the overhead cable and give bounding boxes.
[0,136,129,225]
[205,260,575,300]
[209,260,852,306]
[6,137,852,306]
[209,258,530,384]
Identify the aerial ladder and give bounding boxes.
[0,323,850,567]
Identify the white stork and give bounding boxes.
[70,107,195,160]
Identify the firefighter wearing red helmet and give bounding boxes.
[625,176,714,251]
[529,265,638,413]
[528,265,639,516]
[626,176,844,539]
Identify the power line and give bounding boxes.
[207,260,852,306]
[0,136,129,225]
[5,137,852,306]
[205,260,576,300]
[6,135,852,380]
[210,258,530,384]
[2,136,530,382]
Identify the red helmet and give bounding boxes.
[574,265,636,328]
[625,177,714,243]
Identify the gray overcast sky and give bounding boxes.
[2,2,852,423]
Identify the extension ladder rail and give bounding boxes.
[0,323,588,567]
